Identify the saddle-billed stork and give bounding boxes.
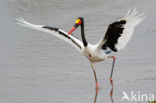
[17,9,145,88]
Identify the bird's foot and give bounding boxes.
[95,82,99,89]
[95,82,101,89]
[110,78,113,86]
[96,82,98,87]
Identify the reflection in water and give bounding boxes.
[110,79,114,103]
[110,86,114,103]
[94,84,114,103]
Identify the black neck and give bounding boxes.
[80,19,88,47]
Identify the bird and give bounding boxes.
[17,9,145,88]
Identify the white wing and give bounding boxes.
[98,9,145,52]
[17,18,84,52]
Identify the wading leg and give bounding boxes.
[90,62,98,88]
[108,56,116,86]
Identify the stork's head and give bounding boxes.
[68,17,83,35]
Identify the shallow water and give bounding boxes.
[0,0,156,103]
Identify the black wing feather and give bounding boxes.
[43,26,82,49]
[102,20,126,52]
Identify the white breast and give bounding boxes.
[83,44,108,62]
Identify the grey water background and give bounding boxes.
[0,0,156,103]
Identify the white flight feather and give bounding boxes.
[16,18,84,52]
[115,9,145,50]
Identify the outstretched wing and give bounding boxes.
[17,18,83,52]
[98,9,145,52]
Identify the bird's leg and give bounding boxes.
[108,56,116,86]
[94,88,99,103]
[90,62,98,88]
